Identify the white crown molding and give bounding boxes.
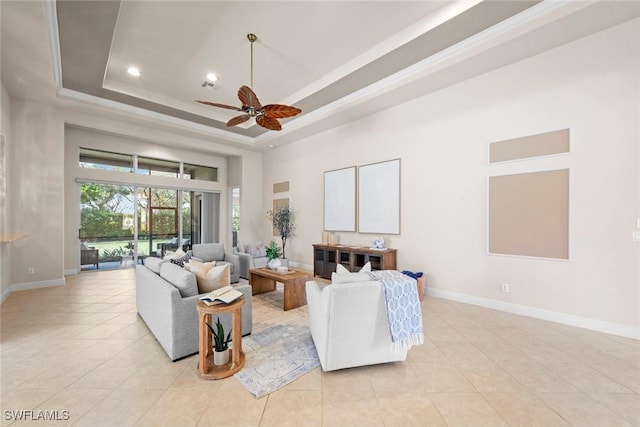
[57,88,255,146]
[426,287,640,340]
[46,0,596,148]
[44,0,62,92]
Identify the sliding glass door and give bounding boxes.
[79,183,135,267]
[80,182,220,270]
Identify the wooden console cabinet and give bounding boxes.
[313,244,397,279]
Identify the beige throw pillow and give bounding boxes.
[192,263,230,293]
[185,259,216,272]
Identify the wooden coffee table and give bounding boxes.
[249,268,312,311]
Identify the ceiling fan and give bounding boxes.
[197,33,302,131]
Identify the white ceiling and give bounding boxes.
[2,1,640,151]
[104,1,445,125]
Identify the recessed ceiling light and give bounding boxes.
[268,144,274,148]
[206,73,218,82]
[127,66,141,77]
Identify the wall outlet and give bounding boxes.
[501,283,510,292]
[27,267,35,275]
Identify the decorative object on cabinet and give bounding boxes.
[372,236,385,249]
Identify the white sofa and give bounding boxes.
[305,279,408,371]
[136,257,252,361]
[234,240,269,279]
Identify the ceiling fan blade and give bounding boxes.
[196,100,242,111]
[226,115,250,127]
[263,104,302,119]
[238,85,262,109]
[256,115,282,131]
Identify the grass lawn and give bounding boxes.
[86,239,172,258]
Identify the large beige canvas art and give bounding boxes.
[489,169,569,259]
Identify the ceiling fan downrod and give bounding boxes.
[247,33,257,89]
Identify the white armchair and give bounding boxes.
[305,279,408,371]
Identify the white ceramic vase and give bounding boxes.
[213,348,229,366]
[268,258,282,270]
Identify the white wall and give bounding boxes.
[263,20,640,335]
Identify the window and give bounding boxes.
[184,163,218,182]
[79,148,218,183]
[79,148,133,172]
[137,157,180,177]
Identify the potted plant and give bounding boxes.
[265,206,294,265]
[265,240,281,270]
[206,317,232,365]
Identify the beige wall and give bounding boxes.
[9,99,65,287]
[0,102,264,289]
[0,79,11,298]
[263,19,640,331]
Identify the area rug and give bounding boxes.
[234,323,320,399]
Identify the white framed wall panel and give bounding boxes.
[358,159,400,234]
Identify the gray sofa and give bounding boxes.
[234,240,269,279]
[135,257,252,361]
[192,243,240,283]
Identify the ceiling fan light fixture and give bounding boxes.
[195,32,302,131]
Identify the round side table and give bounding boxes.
[196,297,245,380]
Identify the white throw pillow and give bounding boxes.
[336,264,350,274]
[193,263,230,293]
[335,262,371,274]
[359,262,372,273]
[163,247,186,261]
[331,272,372,284]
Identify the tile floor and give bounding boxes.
[1,269,638,426]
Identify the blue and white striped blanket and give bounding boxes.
[371,270,424,351]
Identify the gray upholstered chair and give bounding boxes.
[234,240,269,279]
[191,243,240,283]
[80,242,99,269]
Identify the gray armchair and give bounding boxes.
[234,240,269,279]
[80,245,99,269]
[191,243,240,283]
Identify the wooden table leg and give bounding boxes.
[198,311,209,376]
[250,272,277,295]
[283,275,310,311]
[231,306,242,368]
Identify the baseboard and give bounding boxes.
[290,261,313,272]
[64,269,78,276]
[0,278,66,305]
[425,287,640,340]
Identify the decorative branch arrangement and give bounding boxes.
[265,205,294,259]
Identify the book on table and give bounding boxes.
[199,286,243,306]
